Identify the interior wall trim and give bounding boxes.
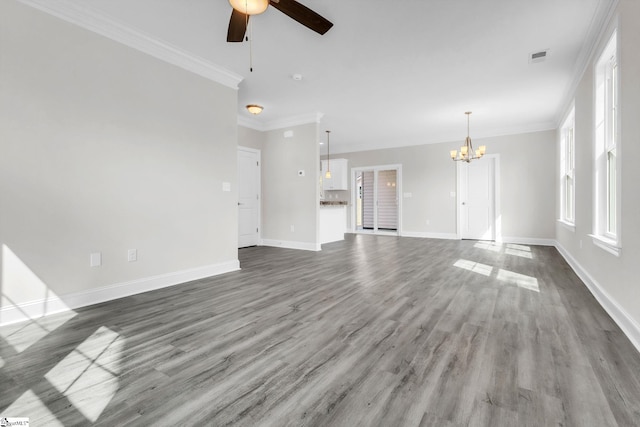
[555,242,640,354]
[238,112,324,132]
[498,236,556,246]
[399,231,459,240]
[261,239,321,252]
[0,260,240,327]
[16,0,243,89]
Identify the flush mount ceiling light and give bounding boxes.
[229,0,269,15]
[246,104,263,115]
[450,112,486,163]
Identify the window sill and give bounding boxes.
[557,219,576,232]
[589,234,621,257]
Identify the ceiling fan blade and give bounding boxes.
[227,9,249,42]
[269,0,333,35]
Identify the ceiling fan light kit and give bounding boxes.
[227,0,333,43]
[229,0,269,15]
[450,112,486,163]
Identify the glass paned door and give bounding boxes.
[377,169,397,231]
[354,167,399,234]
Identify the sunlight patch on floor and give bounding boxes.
[44,326,123,422]
[505,243,533,259]
[3,389,65,426]
[1,244,76,352]
[0,311,76,353]
[506,243,531,252]
[454,259,494,277]
[473,241,503,253]
[497,269,539,292]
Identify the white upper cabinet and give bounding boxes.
[322,158,348,190]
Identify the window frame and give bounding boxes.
[559,107,575,228]
[591,30,621,256]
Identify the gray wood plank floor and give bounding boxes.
[1,234,640,426]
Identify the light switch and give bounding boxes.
[284,130,294,138]
[90,252,102,267]
[450,191,456,198]
[403,192,412,198]
[222,182,231,192]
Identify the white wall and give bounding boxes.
[335,130,556,241]
[556,0,640,349]
[238,126,265,151]
[0,1,239,324]
[260,124,320,250]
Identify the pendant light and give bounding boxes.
[450,112,486,162]
[325,130,332,179]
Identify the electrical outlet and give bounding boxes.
[290,225,295,232]
[426,219,430,225]
[127,249,137,262]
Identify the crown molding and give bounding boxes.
[262,112,324,131]
[17,0,243,90]
[238,112,324,132]
[556,0,619,124]
[332,121,557,155]
[237,116,266,131]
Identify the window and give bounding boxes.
[560,108,575,226]
[592,31,620,255]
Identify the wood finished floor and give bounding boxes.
[1,235,640,426]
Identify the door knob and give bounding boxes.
[462,202,466,205]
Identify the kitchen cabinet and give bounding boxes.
[319,204,347,244]
[321,158,348,190]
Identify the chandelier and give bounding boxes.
[450,112,486,162]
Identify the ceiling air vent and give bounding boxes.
[529,49,549,64]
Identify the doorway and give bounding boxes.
[237,147,261,248]
[457,154,500,241]
[352,165,401,235]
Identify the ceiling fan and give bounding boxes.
[227,0,333,42]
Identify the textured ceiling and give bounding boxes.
[37,0,613,153]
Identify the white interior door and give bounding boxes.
[459,156,496,240]
[238,147,260,248]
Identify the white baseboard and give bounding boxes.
[555,242,640,354]
[499,236,556,246]
[400,231,459,240]
[0,260,240,326]
[260,239,321,252]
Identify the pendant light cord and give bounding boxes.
[326,130,331,171]
[244,0,253,72]
[249,14,253,72]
